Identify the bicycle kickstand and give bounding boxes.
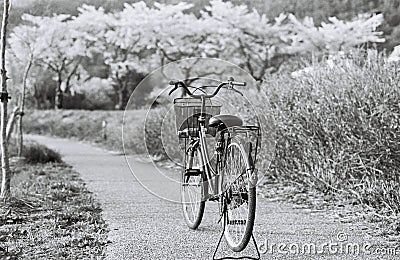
[212,216,261,260]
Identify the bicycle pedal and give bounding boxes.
[185,169,201,176]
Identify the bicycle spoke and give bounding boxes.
[186,177,199,221]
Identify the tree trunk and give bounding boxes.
[115,89,124,110]
[6,106,19,143]
[0,0,11,200]
[18,60,32,156]
[55,84,63,109]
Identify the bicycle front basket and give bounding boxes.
[174,98,221,137]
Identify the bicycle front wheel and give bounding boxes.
[223,139,256,252]
[181,146,205,230]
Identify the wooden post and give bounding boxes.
[102,120,107,140]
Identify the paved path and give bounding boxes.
[26,135,389,259]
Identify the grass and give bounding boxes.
[262,50,400,216]
[0,158,108,258]
[23,109,147,153]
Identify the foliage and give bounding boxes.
[72,77,114,110]
[198,1,384,79]
[263,49,400,215]
[259,0,400,51]
[287,13,385,52]
[7,1,386,109]
[388,44,400,62]
[8,9,112,108]
[22,143,62,164]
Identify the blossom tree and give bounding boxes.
[18,13,94,109]
[200,0,293,81]
[200,0,385,82]
[287,13,385,53]
[6,1,387,110]
[8,23,41,155]
[75,3,154,109]
[150,2,231,89]
[106,2,208,107]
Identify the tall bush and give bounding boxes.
[263,49,400,213]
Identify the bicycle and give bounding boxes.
[169,77,261,254]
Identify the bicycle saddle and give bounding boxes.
[209,115,243,130]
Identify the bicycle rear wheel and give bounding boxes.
[222,139,256,252]
[181,146,205,230]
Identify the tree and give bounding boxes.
[152,2,224,87]
[287,13,385,53]
[75,4,149,109]
[5,1,387,111]
[199,0,385,82]
[71,3,213,105]
[19,13,93,109]
[100,2,186,108]
[9,23,41,155]
[0,0,11,199]
[70,1,386,98]
[200,1,293,81]
[77,3,199,109]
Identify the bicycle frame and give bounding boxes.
[188,96,225,200]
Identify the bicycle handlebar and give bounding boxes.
[168,77,246,98]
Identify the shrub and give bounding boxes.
[22,143,62,164]
[71,77,115,110]
[262,49,400,214]
[142,106,179,160]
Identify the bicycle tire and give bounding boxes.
[222,138,256,252]
[181,146,205,230]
